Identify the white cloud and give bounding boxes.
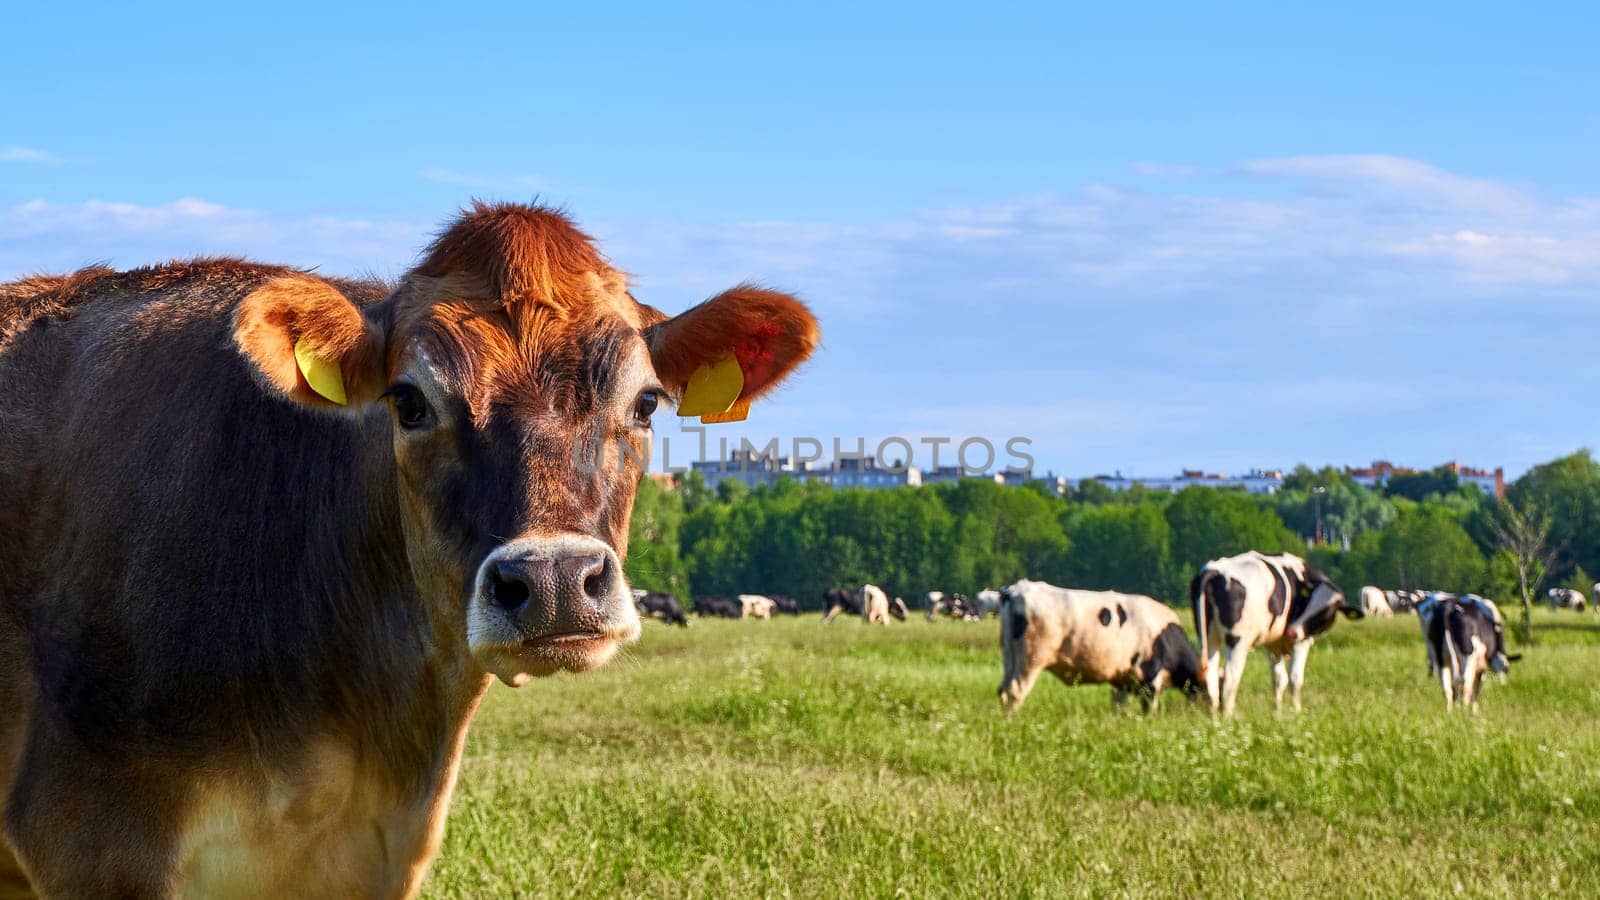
[1,145,62,165]
[3,154,1596,476]
[1235,153,1532,214]
[0,198,427,278]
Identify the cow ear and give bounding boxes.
[234,275,387,410]
[644,285,818,423]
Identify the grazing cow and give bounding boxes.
[1358,586,1396,618]
[1190,551,1360,716]
[0,202,818,897]
[926,591,974,621]
[821,587,862,623]
[1417,594,1519,712]
[998,580,1201,713]
[739,594,776,620]
[1546,588,1588,612]
[971,589,1002,619]
[860,584,906,624]
[694,596,743,619]
[769,594,801,616]
[633,590,690,627]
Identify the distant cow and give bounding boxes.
[695,596,743,619]
[739,594,776,620]
[1417,594,1519,712]
[822,587,862,623]
[770,594,801,616]
[998,580,1201,713]
[861,584,898,624]
[1358,586,1395,618]
[1389,589,1427,614]
[971,589,1002,619]
[1546,588,1587,612]
[926,591,974,621]
[633,590,690,627]
[1190,551,1360,716]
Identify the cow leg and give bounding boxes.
[1461,646,1485,712]
[1219,641,1250,718]
[999,663,1042,714]
[1203,648,1223,712]
[1111,687,1129,710]
[1287,638,1314,712]
[1138,672,1165,715]
[1437,660,1454,710]
[1270,653,1289,712]
[822,604,839,623]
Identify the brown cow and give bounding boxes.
[0,202,818,898]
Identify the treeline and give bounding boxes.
[623,451,1600,613]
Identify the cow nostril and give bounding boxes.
[489,567,530,612]
[582,562,607,600]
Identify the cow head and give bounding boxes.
[1285,566,1356,641]
[234,203,818,685]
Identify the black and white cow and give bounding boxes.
[998,580,1201,714]
[694,595,742,619]
[1546,587,1588,612]
[633,590,690,627]
[821,586,862,623]
[925,591,975,621]
[971,589,1001,619]
[770,594,801,616]
[1417,593,1518,712]
[1190,551,1359,716]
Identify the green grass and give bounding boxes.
[426,610,1600,898]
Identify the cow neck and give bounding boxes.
[319,414,490,798]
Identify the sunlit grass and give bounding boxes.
[426,610,1600,898]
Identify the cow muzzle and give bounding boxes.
[468,534,642,686]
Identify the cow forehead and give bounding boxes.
[395,272,656,419]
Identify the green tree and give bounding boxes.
[1508,450,1600,583]
[938,479,1071,592]
[1164,487,1300,592]
[1384,466,1461,502]
[1275,481,1395,545]
[624,476,689,597]
[1062,504,1175,601]
[1367,506,1487,594]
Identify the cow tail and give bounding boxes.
[999,590,1023,692]
[1190,573,1210,676]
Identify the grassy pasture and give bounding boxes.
[428,611,1600,898]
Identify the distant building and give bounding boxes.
[685,451,922,491]
[1345,460,1505,499]
[671,453,1504,499]
[1081,468,1285,495]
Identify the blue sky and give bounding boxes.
[4,3,1598,478]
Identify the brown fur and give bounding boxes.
[0,202,818,897]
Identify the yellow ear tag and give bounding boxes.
[293,338,347,405]
[701,398,750,424]
[677,355,742,418]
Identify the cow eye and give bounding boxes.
[383,384,433,430]
[633,390,661,425]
